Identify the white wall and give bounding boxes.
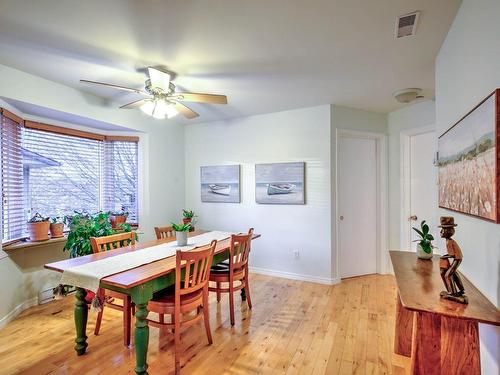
[184,106,334,283]
[0,64,185,324]
[435,1,500,372]
[387,100,435,250]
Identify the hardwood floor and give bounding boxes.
[0,274,410,374]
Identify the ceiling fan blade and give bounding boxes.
[80,79,148,95]
[172,92,227,104]
[119,99,150,109]
[147,67,171,91]
[174,102,199,119]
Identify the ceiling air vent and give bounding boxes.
[395,11,420,39]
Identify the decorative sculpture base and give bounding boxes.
[440,291,469,304]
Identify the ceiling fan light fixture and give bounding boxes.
[140,99,179,120]
[140,100,155,116]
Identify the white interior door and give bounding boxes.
[408,131,438,250]
[338,136,377,278]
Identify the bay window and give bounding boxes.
[1,109,139,242]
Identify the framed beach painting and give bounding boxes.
[200,165,240,203]
[437,89,500,222]
[255,162,305,204]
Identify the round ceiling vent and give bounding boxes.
[393,88,422,103]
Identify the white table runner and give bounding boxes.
[59,231,233,294]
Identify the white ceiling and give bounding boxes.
[0,0,460,124]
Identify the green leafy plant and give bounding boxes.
[412,220,434,254]
[171,222,191,232]
[182,209,196,219]
[28,212,49,223]
[63,211,135,258]
[51,216,64,224]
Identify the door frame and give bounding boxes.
[399,125,436,250]
[334,129,389,279]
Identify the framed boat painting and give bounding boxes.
[200,165,241,203]
[437,89,500,222]
[255,162,305,204]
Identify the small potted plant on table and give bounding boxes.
[49,217,65,238]
[412,220,435,260]
[172,222,191,246]
[109,210,128,229]
[27,213,50,241]
[182,209,197,232]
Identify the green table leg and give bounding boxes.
[131,284,153,375]
[74,287,88,355]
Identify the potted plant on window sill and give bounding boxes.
[109,210,128,229]
[182,209,197,232]
[49,216,65,238]
[172,222,191,246]
[27,213,50,242]
[412,220,435,260]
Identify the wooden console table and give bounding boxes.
[390,251,500,375]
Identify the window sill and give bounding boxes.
[3,236,67,251]
[2,227,141,252]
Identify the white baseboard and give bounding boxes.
[0,297,38,330]
[249,266,340,285]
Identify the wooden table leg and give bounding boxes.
[131,285,153,375]
[394,292,413,357]
[411,311,441,374]
[440,316,480,375]
[74,287,88,356]
[410,312,481,375]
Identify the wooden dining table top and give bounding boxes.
[44,230,261,290]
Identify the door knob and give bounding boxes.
[409,215,418,221]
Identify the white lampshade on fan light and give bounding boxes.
[140,99,179,119]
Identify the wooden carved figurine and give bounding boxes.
[439,216,468,304]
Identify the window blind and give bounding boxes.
[1,112,24,241]
[103,140,139,222]
[22,127,102,219]
[1,111,139,242]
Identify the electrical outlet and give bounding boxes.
[293,250,300,259]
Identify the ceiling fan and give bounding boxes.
[80,67,227,120]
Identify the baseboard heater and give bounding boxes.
[38,286,75,304]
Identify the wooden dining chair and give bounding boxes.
[154,225,175,240]
[209,229,254,326]
[147,240,216,374]
[90,231,136,347]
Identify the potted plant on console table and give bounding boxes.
[412,220,435,260]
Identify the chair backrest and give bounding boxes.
[229,229,253,271]
[175,240,216,297]
[247,227,254,252]
[154,225,175,240]
[90,232,136,253]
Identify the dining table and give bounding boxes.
[44,229,261,375]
